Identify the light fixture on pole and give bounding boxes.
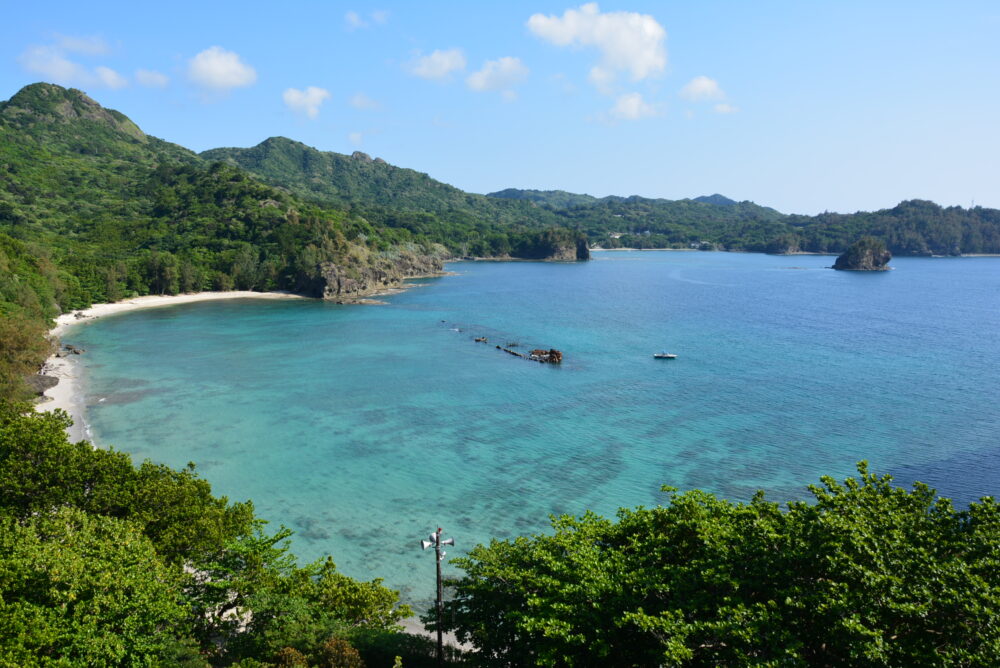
[420,526,455,664]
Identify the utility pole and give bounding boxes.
[421,526,454,664]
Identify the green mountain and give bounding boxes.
[0,84,435,304]
[200,137,590,259]
[198,140,799,253]
[693,193,739,206]
[202,137,485,213]
[200,128,1000,257]
[486,187,1000,255]
[0,83,196,238]
[785,199,1000,255]
[488,188,601,209]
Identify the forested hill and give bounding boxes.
[202,139,791,251]
[784,200,1000,256]
[488,188,1000,255]
[199,124,1000,257]
[202,137,489,214]
[200,137,571,230]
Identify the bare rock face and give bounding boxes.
[318,248,447,302]
[833,237,892,271]
[350,151,373,163]
[538,238,590,261]
[547,244,580,261]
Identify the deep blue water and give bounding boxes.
[66,252,1000,604]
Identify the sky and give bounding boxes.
[2,1,998,215]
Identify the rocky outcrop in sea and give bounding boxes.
[833,237,892,271]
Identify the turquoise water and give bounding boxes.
[67,251,1000,605]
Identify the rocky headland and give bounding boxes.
[315,245,451,303]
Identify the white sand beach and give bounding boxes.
[36,291,307,442]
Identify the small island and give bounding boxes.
[833,237,892,271]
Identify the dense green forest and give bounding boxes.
[200,137,589,259]
[200,134,1000,258]
[491,189,1000,255]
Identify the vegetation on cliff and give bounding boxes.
[833,236,893,271]
[439,464,1000,666]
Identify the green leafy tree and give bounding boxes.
[441,464,1000,666]
[0,507,190,666]
[0,407,255,564]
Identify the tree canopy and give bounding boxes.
[439,464,1000,666]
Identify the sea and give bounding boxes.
[65,251,1000,606]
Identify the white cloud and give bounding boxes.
[283,86,331,119]
[188,46,257,91]
[609,92,658,120]
[408,48,466,80]
[466,57,529,96]
[95,66,127,89]
[345,11,366,29]
[346,9,389,30]
[19,45,88,83]
[19,44,128,89]
[136,69,169,88]
[348,131,364,146]
[714,103,739,114]
[55,34,109,56]
[527,3,666,92]
[349,92,381,110]
[679,75,725,101]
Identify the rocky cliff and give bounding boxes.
[544,238,590,261]
[833,237,892,271]
[317,245,450,302]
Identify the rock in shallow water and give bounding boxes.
[833,237,892,271]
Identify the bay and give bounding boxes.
[66,251,1000,605]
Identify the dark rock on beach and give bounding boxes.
[26,374,58,395]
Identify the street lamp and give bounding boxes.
[420,526,455,663]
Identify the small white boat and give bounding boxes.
[653,352,677,359]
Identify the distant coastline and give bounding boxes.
[590,248,834,255]
[37,291,308,442]
[592,248,1000,258]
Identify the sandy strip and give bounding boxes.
[36,291,308,442]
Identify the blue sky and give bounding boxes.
[2,1,998,214]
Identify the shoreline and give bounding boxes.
[591,248,1000,258]
[36,291,309,443]
[35,289,472,650]
[591,248,837,255]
